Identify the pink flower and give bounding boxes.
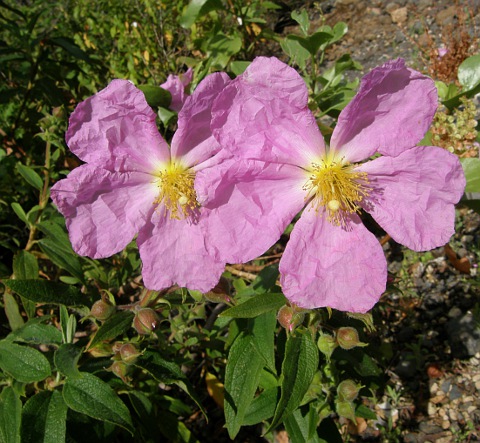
[51,73,232,292]
[160,68,193,112]
[205,57,465,313]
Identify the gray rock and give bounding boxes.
[446,312,480,358]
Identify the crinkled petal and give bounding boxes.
[138,212,225,292]
[160,67,193,112]
[331,59,438,162]
[195,157,306,263]
[171,72,231,168]
[280,209,386,313]
[212,57,323,166]
[50,164,157,258]
[66,79,170,172]
[358,146,466,251]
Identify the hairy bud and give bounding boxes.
[90,299,115,321]
[133,308,160,335]
[337,379,361,402]
[336,327,367,350]
[277,305,305,331]
[119,343,141,365]
[317,333,338,361]
[335,399,356,421]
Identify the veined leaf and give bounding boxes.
[88,310,134,350]
[0,386,22,443]
[220,293,286,318]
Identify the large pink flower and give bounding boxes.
[51,73,232,292]
[205,57,466,313]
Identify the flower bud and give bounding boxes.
[90,299,116,321]
[119,343,141,365]
[133,308,159,335]
[110,361,130,383]
[317,333,338,361]
[337,379,361,402]
[336,327,367,350]
[335,399,356,421]
[277,305,305,331]
[88,342,113,358]
[204,277,231,303]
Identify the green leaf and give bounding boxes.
[10,203,29,226]
[229,60,250,76]
[249,312,277,372]
[220,293,286,318]
[3,292,24,331]
[0,340,51,383]
[266,332,319,433]
[460,157,480,193]
[288,32,333,56]
[4,279,86,306]
[355,404,377,420]
[179,0,222,28]
[331,22,348,43]
[284,407,327,443]
[224,333,265,438]
[280,36,310,69]
[12,250,38,318]
[37,219,84,282]
[16,163,43,191]
[21,390,68,443]
[138,85,171,108]
[13,251,38,280]
[135,351,207,418]
[0,386,22,443]
[48,37,93,63]
[458,54,480,91]
[9,321,63,345]
[88,310,134,350]
[243,387,278,426]
[291,9,309,35]
[63,372,133,434]
[54,344,83,378]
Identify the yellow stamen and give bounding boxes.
[153,161,198,219]
[303,154,370,226]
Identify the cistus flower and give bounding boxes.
[207,56,465,313]
[160,68,193,112]
[51,73,233,292]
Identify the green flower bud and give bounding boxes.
[337,379,361,402]
[277,305,305,331]
[336,327,367,350]
[90,299,116,321]
[317,333,338,361]
[110,361,130,383]
[119,343,141,365]
[133,308,160,335]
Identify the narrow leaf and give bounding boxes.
[266,332,319,432]
[243,387,278,426]
[284,407,327,443]
[63,372,133,434]
[88,310,134,350]
[461,157,480,193]
[21,390,68,443]
[10,203,29,226]
[224,333,264,438]
[0,386,22,443]
[13,250,38,279]
[3,292,24,331]
[4,279,85,306]
[0,340,51,383]
[220,293,286,318]
[16,163,43,191]
[138,85,171,108]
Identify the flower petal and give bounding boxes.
[358,146,466,251]
[50,165,157,258]
[171,72,231,168]
[331,59,438,162]
[137,212,225,292]
[66,79,170,172]
[160,67,193,112]
[196,157,306,263]
[280,209,386,313]
[212,57,323,166]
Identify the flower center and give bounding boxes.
[153,162,198,219]
[303,155,370,226]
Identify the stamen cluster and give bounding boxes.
[303,156,370,226]
[154,162,198,219]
